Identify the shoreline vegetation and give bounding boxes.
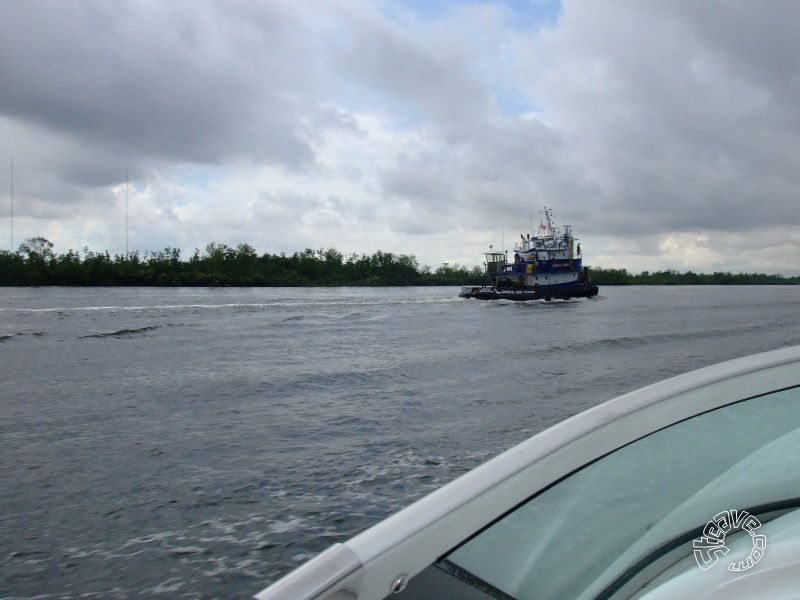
[1,237,798,287]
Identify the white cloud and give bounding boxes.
[1,0,798,274]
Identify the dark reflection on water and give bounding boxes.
[1,286,799,598]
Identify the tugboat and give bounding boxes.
[459,207,598,301]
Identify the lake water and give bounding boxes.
[2,286,799,599]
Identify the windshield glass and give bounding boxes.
[445,385,800,600]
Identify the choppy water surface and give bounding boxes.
[2,286,799,598]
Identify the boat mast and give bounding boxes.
[543,206,554,237]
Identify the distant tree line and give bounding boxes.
[1,238,797,286]
[588,267,800,286]
[0,237,484,286]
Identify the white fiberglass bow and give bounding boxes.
[255,346,800,600]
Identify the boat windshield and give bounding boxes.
[443,385,800,599]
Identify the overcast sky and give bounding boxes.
[1,0,799,273]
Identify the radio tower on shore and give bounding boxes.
[125,167,129,257]
[9,159,13,252]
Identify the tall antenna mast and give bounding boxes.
[125,167,129,257]
[529,205,533,236]
[10,159,13,252]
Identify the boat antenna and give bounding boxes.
[529,204,533,237]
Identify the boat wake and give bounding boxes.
[80,326,160,339]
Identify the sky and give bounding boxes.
[1,0,799,274]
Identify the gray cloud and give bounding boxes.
[0,1,317,173]
[514,0,800,237]
[0,0,798,272]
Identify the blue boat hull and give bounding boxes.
[459,279,598,301]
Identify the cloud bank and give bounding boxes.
[1,0,798,273]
